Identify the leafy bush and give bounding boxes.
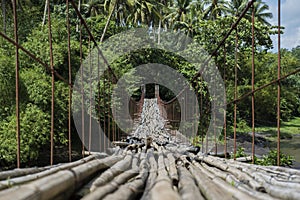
[0,43,15,120]
[230,147,294,167]
[255,149,295,167]
[0,104,50,166]
[233,147,247,159]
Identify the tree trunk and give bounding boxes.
[100,0,118,43]
[158,19,161,44]
[76,0,81,32]
[42,0,47,26]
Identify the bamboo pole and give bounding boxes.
[165,151,178,184]
[193,161,256,200]
[148,152,180,200]
[102,159,149,200]
[90,154,132,191]
[0,155,123,199]
[178,166,204,200]
[189,164,232,200]
[82,169,139,200]
[140,150,157,200]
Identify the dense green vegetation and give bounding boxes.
[0,0,300,168]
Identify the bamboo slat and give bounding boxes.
[71,155,124,188]
[102,159,149,200]
[140,150,157,200]
[148,152,180,200]
[0,155,99,191]
[263,183,300,200]
[0,155,123,200]
[82,169,139,200]
[193,161,256,200]
[189,164,232,200]
[200,156,264,191]
[0,168,45,181]
[90,153,132,191]
[252,171,300,190]
[0,170,75,200]
[225,156,300,182]
[178,166,204,200]
[200,162,278,200]
[165,151,178,184]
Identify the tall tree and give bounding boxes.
[202,0,229,20]
[164,0,192,29]
[127,0,161,27]
[83,0,105,17]
[101,0,118,42]
[228,0,272,26]
[173,1,205,36]
[251,0,273,26]
[227,0,248,17]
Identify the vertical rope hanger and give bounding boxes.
[200,85,204,153]
[277,0,281,166]
[103,66,107,150]
[223,44,227,158]
[213,69,217,155]
[79,20,85,158]
[88,35,92,155]
[97,45,102,151]
[66,0,72,162]
[205,87,208,154]
[47,0,55,166]
[233,26,238,161]
[12,0,20,168]
[251,3,256,164]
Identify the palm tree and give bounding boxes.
[42,0,47,25]
[173,1,205,36]
[101,0,118,42]
[1,0,28,32]
[83,0,105,17]
[251,0,273,26]
[227,0,248,17]
[202,0,229,20]
[127,0,161,27]
[228,0,272,26]
[164,0,192,29]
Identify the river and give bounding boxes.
[280,134,300,169]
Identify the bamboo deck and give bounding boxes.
[0,99,299,200]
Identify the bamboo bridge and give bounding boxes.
[0,98,300,200]
[1,0,300,199]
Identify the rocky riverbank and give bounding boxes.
[209,132,300,169]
